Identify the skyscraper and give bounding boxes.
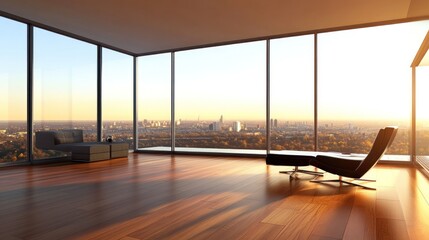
[209,122,220,131]
[233,121,241,132]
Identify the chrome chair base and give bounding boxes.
[310,176,376,190]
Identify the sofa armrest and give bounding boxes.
[35,131,56,150]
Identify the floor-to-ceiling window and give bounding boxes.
[0,17,27,163]
[33,28,97,160]
[270,35,314,152]
[137,53,171,151]
[102,48,134,149]
[175,41,266,154]
[2,14,429,164]
[416,66,429,167]
[318,21,429,161]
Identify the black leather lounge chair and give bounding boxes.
[309,126,398,190]
[266,151,323,178]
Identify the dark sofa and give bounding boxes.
[35,129,128,162]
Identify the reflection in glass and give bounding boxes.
[0,17,27,163]
[102,48,134,149]
[33,28,97,160]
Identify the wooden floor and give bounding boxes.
[1,154,429,240]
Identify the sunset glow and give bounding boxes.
[1,15,429,162]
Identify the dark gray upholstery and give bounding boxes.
[35,131,56,150]
[101,142,129,158]
[72,152,111,162]
[107,142,129,151]
[35,130,128,162]
[111,150,129,159]
[57,143,110,154]
[53,130,83,145]
[36,130,83,150]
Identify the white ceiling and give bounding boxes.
[1,0,429,56]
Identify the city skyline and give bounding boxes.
[0,118,418,163]
[0,117,414,126]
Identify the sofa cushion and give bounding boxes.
[54,142,109,154]
[54,130,83,145]
[35,131,56,150]
[71,143,109,154]
[111,150,129,158]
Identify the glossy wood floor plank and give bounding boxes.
[238,222,284,240]
[343,189,376,240]
[0,154,428,239]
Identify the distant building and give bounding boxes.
[233,121,241,132]
[209,122,220,131]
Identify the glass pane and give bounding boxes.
[33,28,97,160]
[270,35,314,152]
[102,48,134,149]
[0,17,27,163]
[416,66,429,167]
[175,41,266,154]
[318,21,429,161]
[137,53,171,150]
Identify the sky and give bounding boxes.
[1,16,429,125]
[0,17,26,121]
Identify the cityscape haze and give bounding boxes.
[1,117,419,163]
[2,16,429,163]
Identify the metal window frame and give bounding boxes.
[27,24,34,164]
[171,52,176,152]
[314,34,318,151]
[97,46,103,142]
[266,40,271,154]
[412,67,416,163]
[133,56,138,151]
